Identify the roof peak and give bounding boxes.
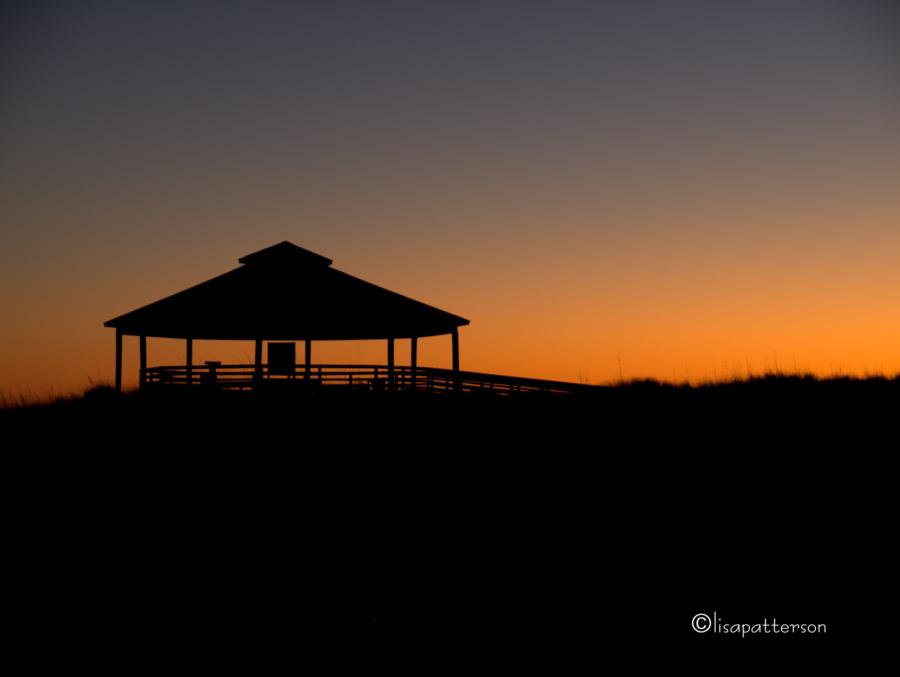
[238,241,333,267]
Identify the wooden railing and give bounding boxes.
[141,363,597,396]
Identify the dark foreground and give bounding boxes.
[3,376,896,664]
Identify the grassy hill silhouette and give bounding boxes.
[4,374,895,660]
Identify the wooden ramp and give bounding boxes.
[143,364,597,396]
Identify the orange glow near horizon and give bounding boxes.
[2,194,899,399]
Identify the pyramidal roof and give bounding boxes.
[104,242,469,340]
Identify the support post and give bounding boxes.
[139,335,147,390]
[410,336,418,391]
[254,339,263,383]
[305,339,312,381]
[115,330,123,393]
[451,328,459,391]
[186,338,193,388]
[387,337,395,390]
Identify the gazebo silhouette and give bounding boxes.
[104,242,469,392]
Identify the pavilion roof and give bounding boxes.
[104,242,469,340]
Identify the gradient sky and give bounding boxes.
[1,0,899,396]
